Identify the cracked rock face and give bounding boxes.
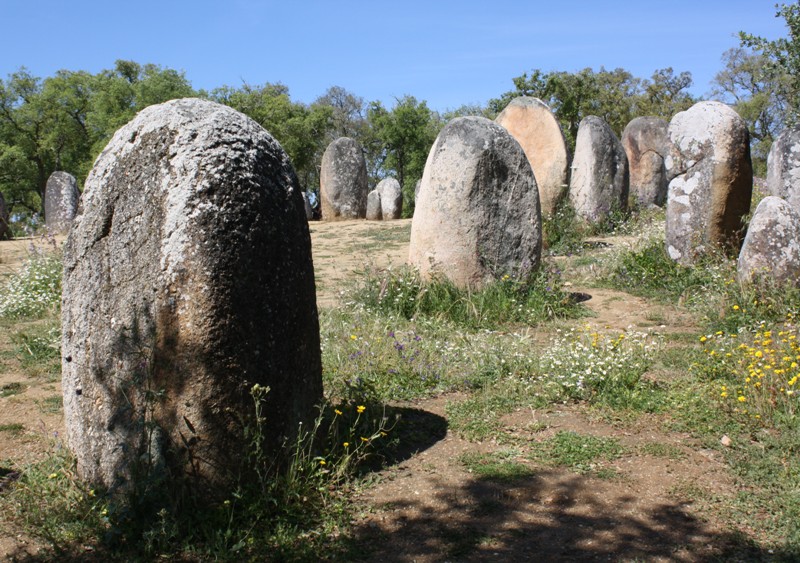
[45,171,80,234]
[320,137,367,220]
[409,116,542,288]
[569,116,629,223]
[61,98,322,494]
[738,196,800,286]
[767,125,800,211]
[496,97,569,217]
[664,101,753,265]
[621,117,669,207]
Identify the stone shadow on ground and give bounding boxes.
[350,470,781,562]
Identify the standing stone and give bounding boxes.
[409,116,541,288]
[366,189,382,220]
[767,125,800,210]
[61,98,322,494]
[496,97,569,217]
[738,196,800,285]
[45,171,80,234]
[301,192,314,220]
[377,177,402,220]
[621,117,669,207]
[320,137,367,220]
[665,101,753,264]
[569,116,629,223]
[0,192,10,240]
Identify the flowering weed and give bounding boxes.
[0,250,62,319]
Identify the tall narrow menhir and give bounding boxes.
[61,98,322,494]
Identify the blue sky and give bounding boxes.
[1,0,789,112]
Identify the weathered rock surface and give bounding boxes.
[569,116,629,222]
[320,137,367,220]
[61,98,322,493]
[0,192,10,240]
[665,101,753,265]
[377,177,402,220]
[738,196,800,285]
[622,117,669,207]
[767,125,800,210]
[366,189,382,220]
[301,191,314,220]
[409,116,541,288]
[496,97,569,217]
[45,171,80,234]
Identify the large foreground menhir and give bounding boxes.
[61,98,322,494]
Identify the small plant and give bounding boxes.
[1,382,23,397]
[542,199,587,255]
[695,316,800,425]
[0,423,24,435]
[0,248,62,319]
[12,320,61,380]
[529,431,624,473]
[539,326,661,409]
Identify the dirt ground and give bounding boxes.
[0,221,760,561]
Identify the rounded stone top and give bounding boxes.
[501,96,553,112]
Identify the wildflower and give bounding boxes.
[319,460,326,466]
[343,442,350,448]
[700,336,708,343]
[334,409,343,416]
[357,405,366,413]
[48,473,58,479]
[738,396,746,403]
[361,436,369,442]
[350,335,358,340]
[733,305,740,311]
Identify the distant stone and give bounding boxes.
[45,171,80,234]
[569,116,629,223]
[621,117,669,207]
[496,97,569,217]
[366,189,382,220]
[665,101,753,265]
[320,137,367,220]
[414,179,421,199]
[767,125,800,210]
[301,192,314,220]
[409,116,541,288]
[61,98,322,494]
[737,196,800,286]
[0,192,10,240]
[377,177,402,220]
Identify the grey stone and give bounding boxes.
[665,101,753,265]
[377,177,402,220]
[320,137,367,220]
[366,189,382,220]
[569,116,629,223]
[767,125,800,210]
[61,98,322,494]
[45,171,80,234]
[409,116,542,288]
[301,192,314,220]
[0,192,10,240]
[738,196,800,285]
[621,117,669,207]
[496,97,569,217]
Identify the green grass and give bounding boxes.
[528,431,624,474]
[12,318,61,380]
[0,423,24,435]
[459,450,534,482]
[1,382,23,397]
[347,263,586,330]
[638,442,686,460]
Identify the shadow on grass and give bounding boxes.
[348,464,787,562]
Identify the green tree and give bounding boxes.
[367,96,438,215]
[740,1,800,124]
